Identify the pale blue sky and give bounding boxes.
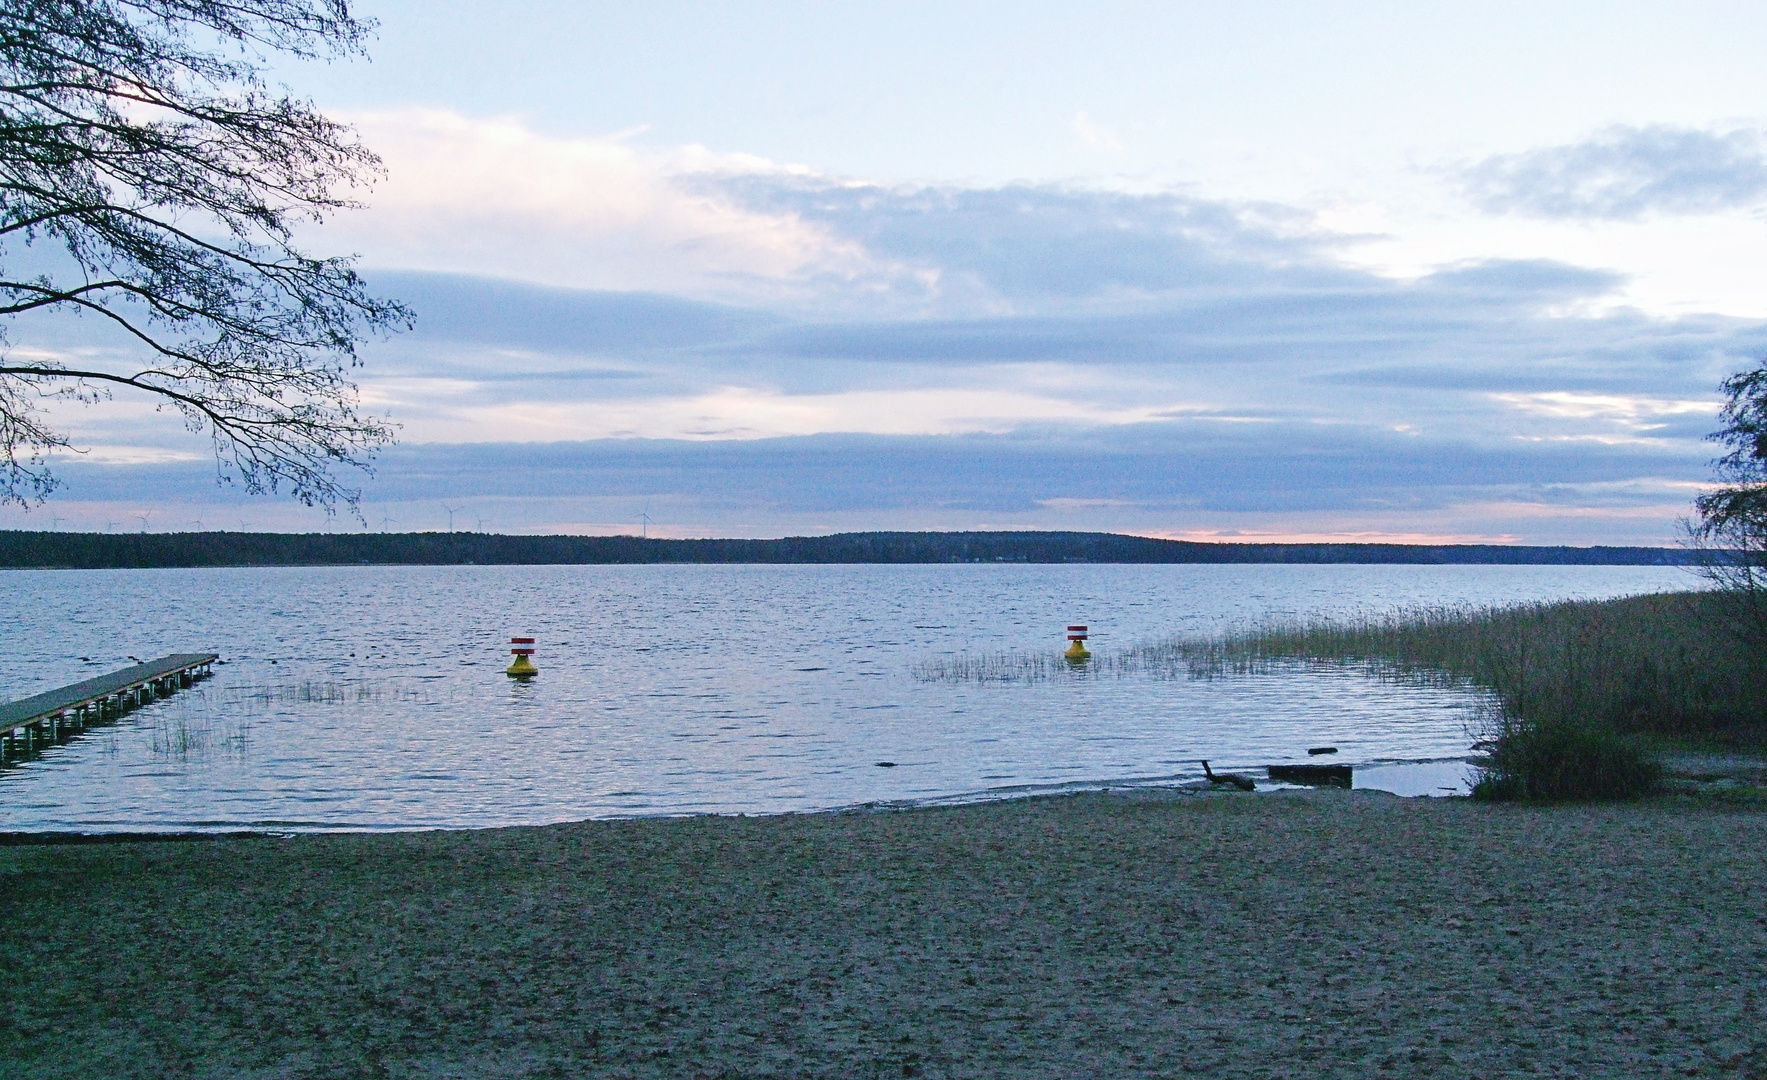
[299,1,1767,194]
[11,1,1767,542]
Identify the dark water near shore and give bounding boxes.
[0,563,1690,830]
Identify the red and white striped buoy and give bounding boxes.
[1065,624,1091,662]
[506,636,537,678]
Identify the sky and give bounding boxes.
[10,0,1767,543]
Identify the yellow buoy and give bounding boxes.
[506,636,538,678]
[1065,624,1091,662]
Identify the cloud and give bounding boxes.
[701,177,1336,314]
[68,446,206,466]
[746,258,1639,368]
[1463,125,1767,220]
[18,423,1710,545]
[323,109,893,301]
[9,113,1761,545]
[1488,392,1715,425]
[1417,259,1624,300]
[398,384,1184,443]
[324,257,1755,462]
[1071,111,1124,152]
[367,271,779,355]
[318,111,1656,320]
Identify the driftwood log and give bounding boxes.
[1200,760,1256,791]
[1267,763,1353,788]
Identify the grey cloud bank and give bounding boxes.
[1463,125,1767,219]
[31,421,1711,544]
[44,426,1696,509]
[8,173,1760,542]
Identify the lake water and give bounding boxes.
[0,563,1693,831]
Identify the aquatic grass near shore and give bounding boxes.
[1130,590,1767,799]
[239,680,426,706]
[142,689,254,761]
[913,592,1767,759]
[138,680,425,759]
[147,714,231,758]
[1134,591,1766,747]
[912,650,1119,683]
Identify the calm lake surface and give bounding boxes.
[0,563,1692,831]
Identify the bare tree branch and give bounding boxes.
[1688,364,1767,652]
[0,0,408,514]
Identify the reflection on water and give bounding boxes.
[0,563,1689,830]
[1353,760,1481,797]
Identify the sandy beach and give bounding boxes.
[3,788,1765,1079]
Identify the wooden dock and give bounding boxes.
[0,654,218,765]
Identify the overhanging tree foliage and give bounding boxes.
[0,0,407,512]
[1690,364,1767,646]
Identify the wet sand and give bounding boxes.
[3,789,1765,1078]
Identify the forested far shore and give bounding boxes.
[0,529,1701,568]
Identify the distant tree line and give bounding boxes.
[0,530,1702,569]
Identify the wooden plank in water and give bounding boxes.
[1267,763,1354,788]
[0,654,218,733]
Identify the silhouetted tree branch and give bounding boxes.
[1688,365,1767,648]
[0,0,409,512]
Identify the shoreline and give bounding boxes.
[4,749,1760,839]
[5,787,1765,1077]
[0,757,1477,838]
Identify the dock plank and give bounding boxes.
[1,654,218,731]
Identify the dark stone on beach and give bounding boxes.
[1268,763,1354,788]
[1308,746,1338,755]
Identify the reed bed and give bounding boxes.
[143,696,253,761]
[1135,591,1764,748]
[912,650,1115,683]
[1131,590,1767,799]
[238,679,423,705]
[137,679,422,760]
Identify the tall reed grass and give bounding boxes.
[913,591,1760,799]
[1135,592,1764,748]
[912,651,1108,683]
[240,680,423,705]
[145,695,252,760]
[1138,590,1765,799]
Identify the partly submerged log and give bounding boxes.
[1200,759,1256,791]
[1267,763,1354,788]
